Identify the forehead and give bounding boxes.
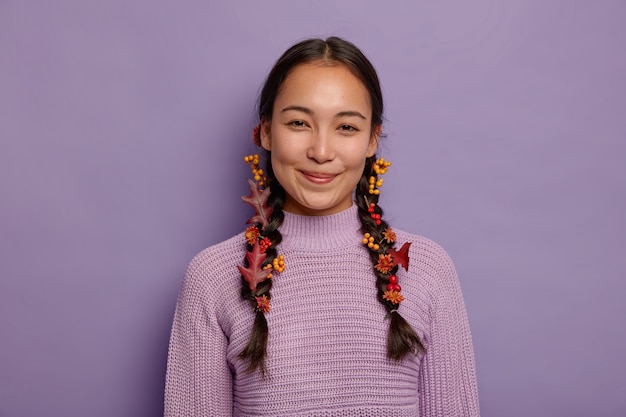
[275,62,371,112]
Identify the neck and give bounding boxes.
[278,204,362,250]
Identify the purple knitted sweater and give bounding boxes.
[165,205,479,416]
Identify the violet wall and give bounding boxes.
[1,1,625,416]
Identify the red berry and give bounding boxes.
[376,220,381,225]
[393,284,401,292]
[387,283,395,291]
[388,275,398,284]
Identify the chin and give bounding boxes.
[287,197,351,216]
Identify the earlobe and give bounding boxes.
[367,125,382,157]
[260,120,271,151]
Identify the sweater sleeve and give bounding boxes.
[164,254,233,417]
[417,244,480,417]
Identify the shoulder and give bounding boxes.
[393,229,456,276]
[178,233,247,310]
[186,233,247,280]
[392,228,460,301]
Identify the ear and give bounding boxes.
[366,125,381,157]
[260,119,271,151]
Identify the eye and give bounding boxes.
[288,120,308,128]
[339,124,358,132]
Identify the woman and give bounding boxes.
[165,37,479,416]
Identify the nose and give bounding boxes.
[306,129,335,163]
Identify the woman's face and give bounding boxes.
[261,62,380,216]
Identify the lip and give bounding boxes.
[300,170,337,185]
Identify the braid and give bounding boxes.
[239,153,286,374]
[356,156,425,359]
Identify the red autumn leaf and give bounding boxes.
[387,241,412,271]
[237,241,269,292]
[241,179,273,228]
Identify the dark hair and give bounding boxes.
[239,36,423,373]
[258,37,383,130]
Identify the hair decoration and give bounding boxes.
[244,152,267,188]
[255,295,271,313]
[368,157,391,195]
[362,232,380,251]
[362,159,411,308]
[367,202,382,225]
[380,240,412,305]
[252,123,262,147]
[238,151,286,314]
[382,228,396,243]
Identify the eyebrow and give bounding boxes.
[281,105,367,120]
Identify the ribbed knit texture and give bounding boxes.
[164,205,480,416]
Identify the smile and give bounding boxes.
[300,170,337,185]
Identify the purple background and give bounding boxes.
[1,1,625,416]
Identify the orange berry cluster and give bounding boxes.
[260,252,286,280]
[272,255,285,273]
[263,254,285,278]
[368,157,391,195]
[244,154,266,187]
[368,176,383,195]
[362,232,380,251]
[373,157,391,175]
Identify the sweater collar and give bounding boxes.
[278,204,363,251]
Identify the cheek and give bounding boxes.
[269,137,304,168]
[270,147,289,170]
[269,148,295,185]
[345,145,370,171]
[351,159,367,181]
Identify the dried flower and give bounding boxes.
[382,228,396,243]
[252,124,261,147]
[383,290,404,304]
[255,295,271,313]
[245,226,260,245]
[375,253,394,274]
